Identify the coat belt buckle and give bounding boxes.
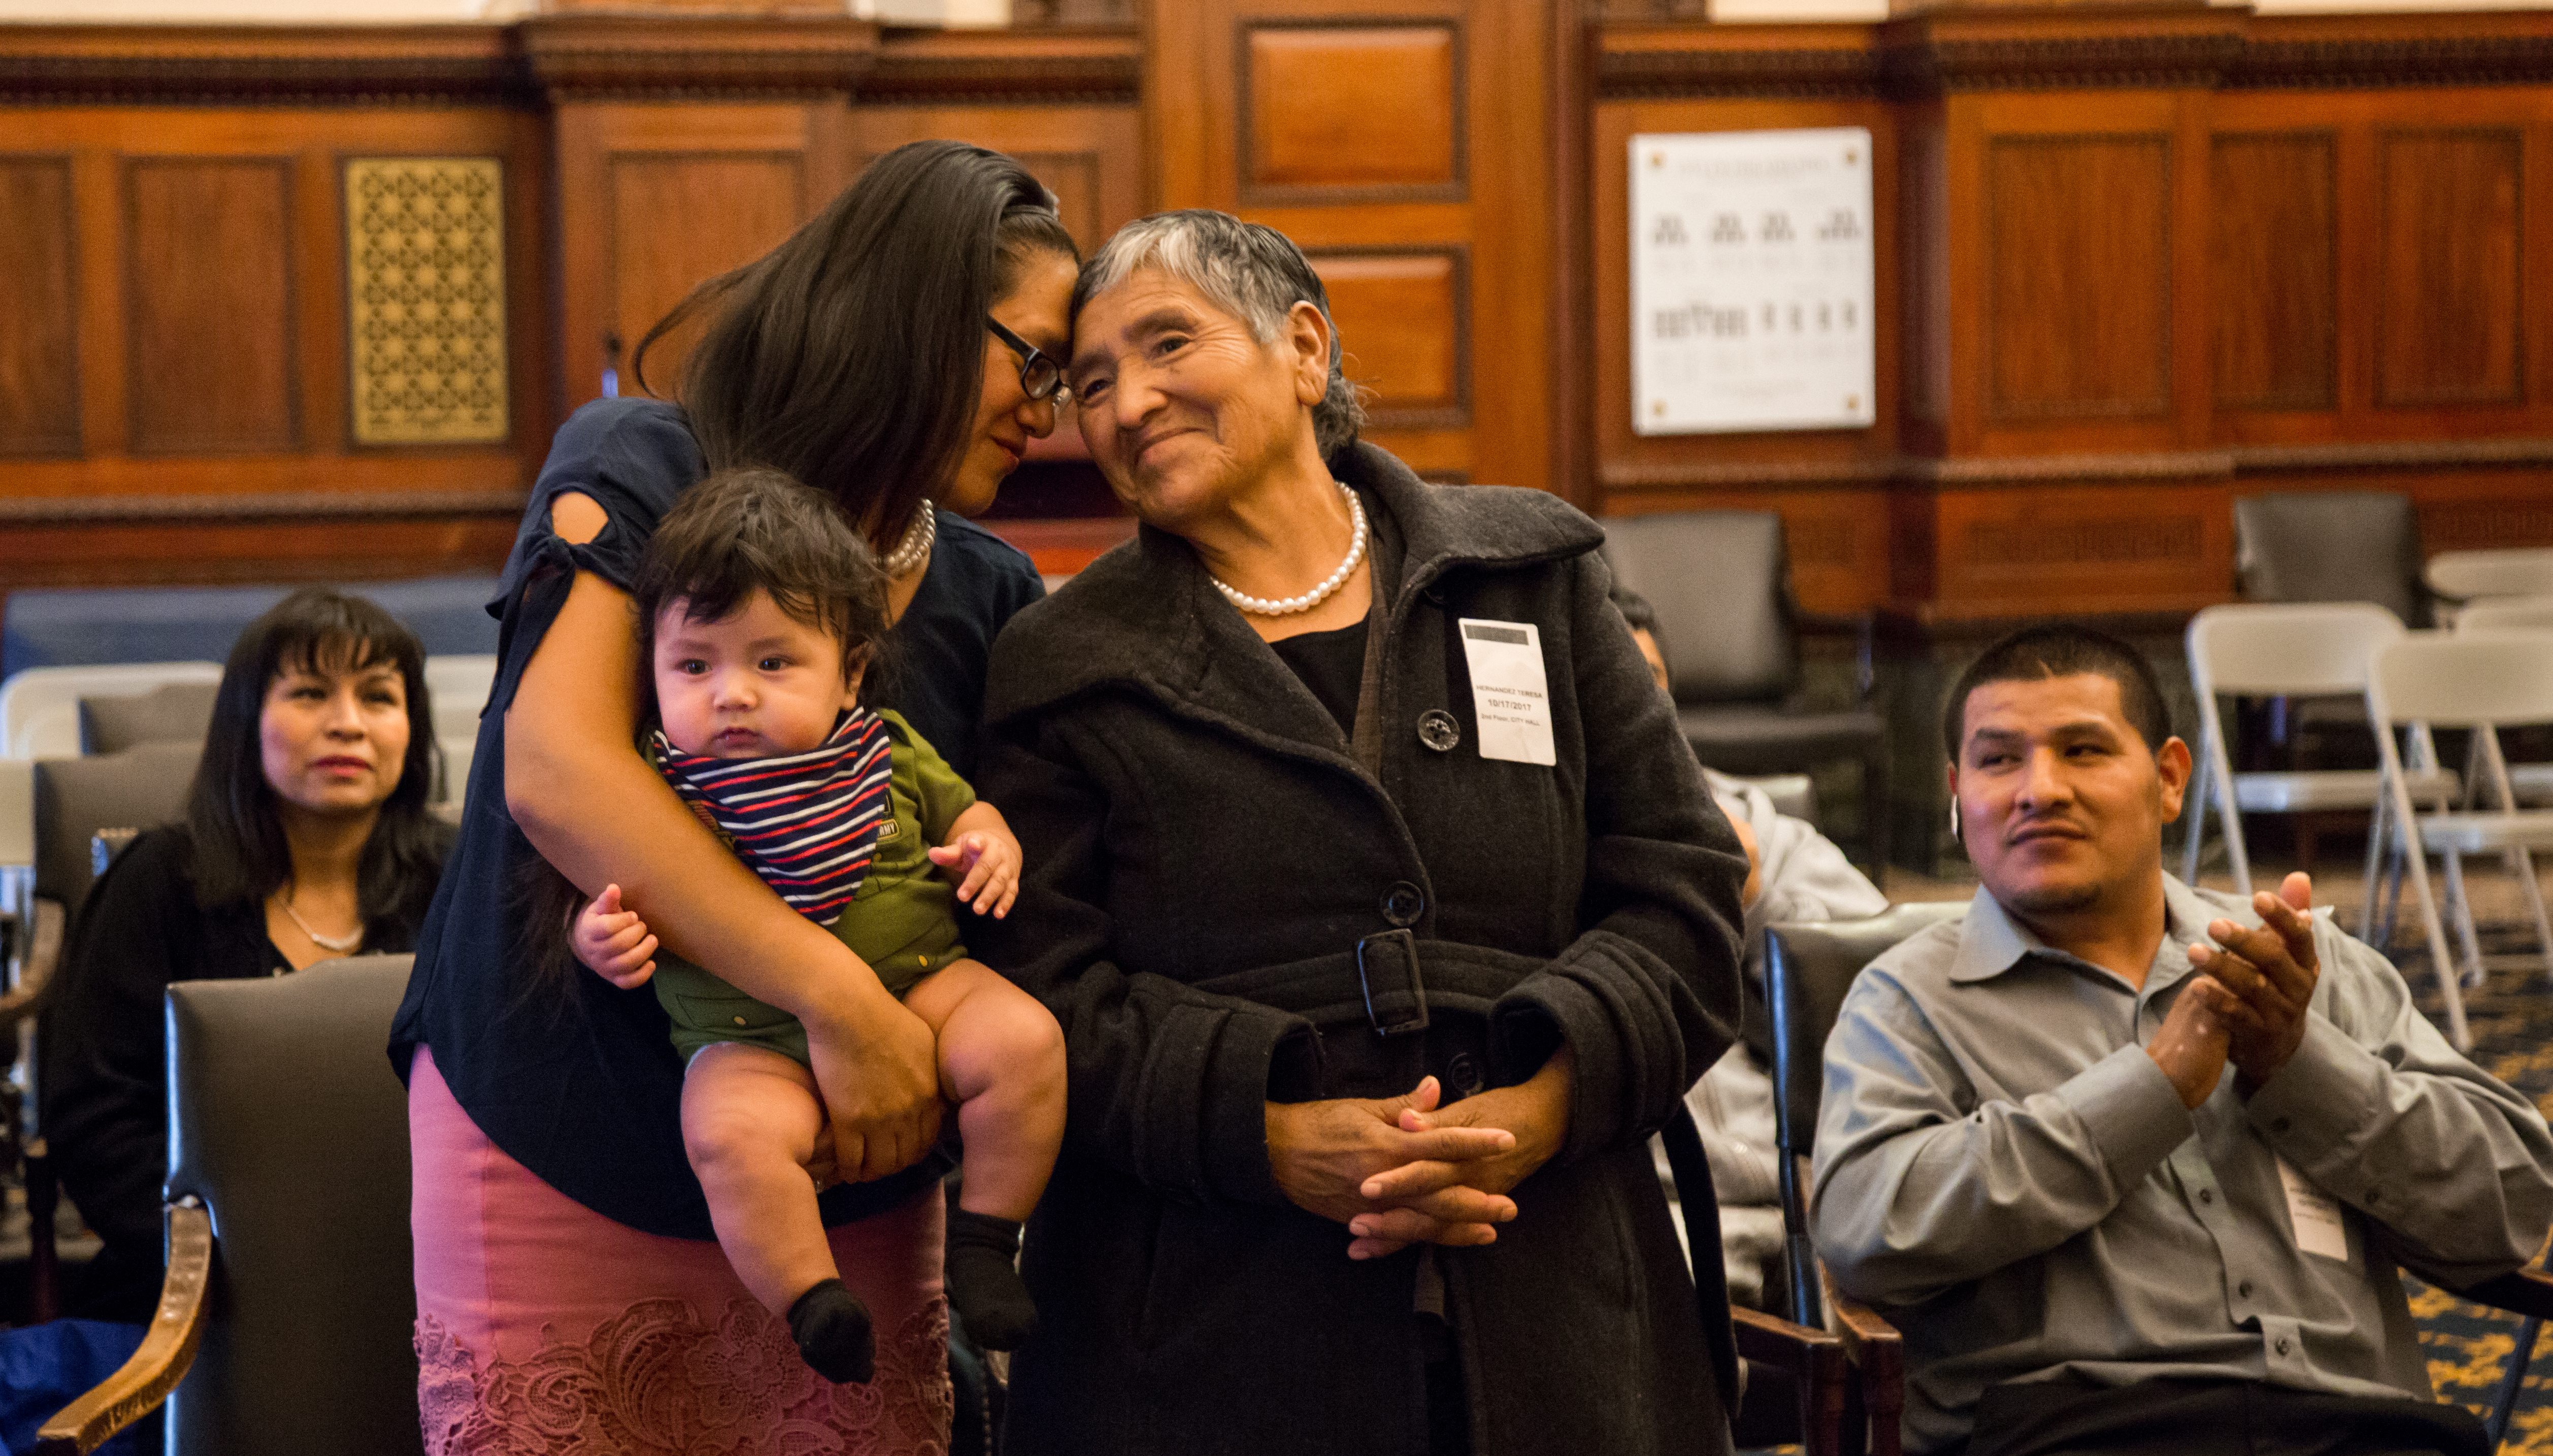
[1355,929,1430,1038]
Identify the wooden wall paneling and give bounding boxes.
[0,156,79,456]
[1985,135,2172,422]
[2375,127,2522,410]
[2209,130,2337,416]
[1310,246,1467,428]
[1902,101,1948,455]
[1145,0,1551,494]
[1927,480,2234,620]
[846,104,1144,254]
[124,156,300,455]
[553,102,824,418]
[0,515,525,590]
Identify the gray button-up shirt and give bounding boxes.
[1813,875,2553,1454]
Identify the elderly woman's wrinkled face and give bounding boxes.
[1067,269,1329,531]
[260,643,410,820]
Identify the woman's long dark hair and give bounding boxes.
[632,140,1078,540]
[186,588,443,931]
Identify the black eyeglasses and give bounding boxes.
[987,317,1066,402]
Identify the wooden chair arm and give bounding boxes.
[37,1199,212,1455]
[1820,1262,1906,1456]
[2458,1265,2553,1321]
[1732,1306,1848,1456]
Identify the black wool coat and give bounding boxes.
[975,444,1749,1456]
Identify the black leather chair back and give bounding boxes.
[1763,902,1970,1156]
[32,741,200,912]
[1603,511,1797,705]
[2233,490,2426,627]
[163,954,420,1456]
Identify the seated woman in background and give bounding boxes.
[41,588,450,1321]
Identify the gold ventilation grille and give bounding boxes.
[345,157,508,446]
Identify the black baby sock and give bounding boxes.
[945,1210,1038,1351]
[787,1278,875,1384]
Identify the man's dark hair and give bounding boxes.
[635,140,1077,540]
[633,467,891,692]
[1941,624,2174,760]
[1609,583,1660,640]
[187,588,444,925]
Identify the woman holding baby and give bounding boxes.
[392,141,1073,1452]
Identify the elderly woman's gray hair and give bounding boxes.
[1073,209,1369,459]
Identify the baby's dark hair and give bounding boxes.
[634,466,892,690]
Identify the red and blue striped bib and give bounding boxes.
[650,709,895,927]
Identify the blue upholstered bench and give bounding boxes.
[2,577,502,679]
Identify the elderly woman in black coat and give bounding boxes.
[976,210,1748,1456]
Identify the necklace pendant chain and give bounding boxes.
[278,893,362,954]
[882,504,937,580]
[1209,482,1368,617]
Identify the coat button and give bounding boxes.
[1446,1052,1484,1097]
[1382,881,1425,927]
[2275,1337,2291,1356]
[2238,1280,2253,1299]
[2198,1188,2214,1205]
[1417,710,1461,752]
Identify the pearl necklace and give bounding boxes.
[882,504,937,579]
[1208,483,1368,617]
[276,891,362,954]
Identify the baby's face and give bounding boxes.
[652,590,861,759]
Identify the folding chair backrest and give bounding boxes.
[2424,548,2553,603]
[2457,595,2553,635]
[0,663,222,761]
[163,954,420,1456]
[2185,601,2404,699]
[2367,631,2553,730]
[1762,901,1971,1153]
[2233,491,2425,625]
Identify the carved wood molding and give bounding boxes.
[1596,9,2553,100]
[863,27,1139,105]
[0,20,1139,107]
[1600,436,2553,493]
[0,25,526,106]
[0,489,528,525]
[518,16,878,100]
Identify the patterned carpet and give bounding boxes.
[2398,918,2553,1451]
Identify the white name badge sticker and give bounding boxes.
[1458,619,1556,767]
[2276,1156,2350,1262]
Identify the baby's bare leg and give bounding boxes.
[904,958,1063,1350]
[681,1043,835,1312]
[903,958,1066,1219]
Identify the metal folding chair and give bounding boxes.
[2181,605,2457,915]
[2366,631,2553,1050]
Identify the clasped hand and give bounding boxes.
[1266,1048,1574,1261]
[2147,871,2324,1108]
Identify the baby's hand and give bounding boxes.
[574,883,659,989]
[927,830,1021,919]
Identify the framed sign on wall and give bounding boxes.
[1630,127,1875,436]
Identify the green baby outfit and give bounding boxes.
[652,710,978,1066]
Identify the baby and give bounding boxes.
[570,466,1064,1383]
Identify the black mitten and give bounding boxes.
[945,1210,1038,1350]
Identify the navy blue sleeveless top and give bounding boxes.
[389,398,1046,1239]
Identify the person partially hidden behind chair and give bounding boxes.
[1814,623,2553,1456]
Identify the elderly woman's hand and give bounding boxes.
[1266,1077,1521,1255]
[1345,1046,1576,1260]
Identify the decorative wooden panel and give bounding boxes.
[1984,136,2171,422]
[345,156,509,446]
[2210,133,2335,413]
[1241,22,1463,203]
[848,104,1145,258]
[125,158,297,455]
[2377,129,2522,409]
[1311,248,1467,427]
[608,154,805,397]
[1150,0,1555,491]
[0,156,78,456]
[1928,481,2233,619]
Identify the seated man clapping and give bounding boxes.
[1813,624,2553,1456]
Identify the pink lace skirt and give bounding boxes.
[408,1047,952,1455]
